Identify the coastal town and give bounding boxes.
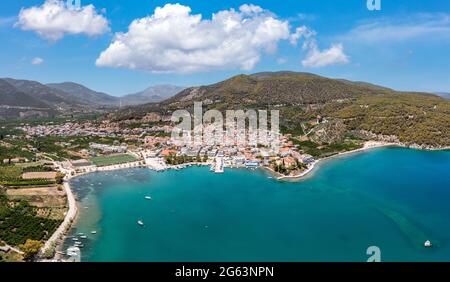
[16,118,320,178]
[1,116,323,262]
[2,111,436,262]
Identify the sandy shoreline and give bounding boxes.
[40,161,213,261]
[39,182,78,261]
[41,142,448,260]
[276,141,399,181]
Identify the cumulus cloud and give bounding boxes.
[16,0,109,41]
[31,57,44,65]
[302,43,349,68]
[96,3,290,73]
[290,25,349,68]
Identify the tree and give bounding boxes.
[55,173,65,184]
[20,239,43,261]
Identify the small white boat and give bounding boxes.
[91,231,97,234]
[137,220,144,226]
[424,240,433,248]
[67,247,80,257]
[145,196,152,200]
[80,235,88,239]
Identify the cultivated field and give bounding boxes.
[22,172,57,180]
[90,154,137,167]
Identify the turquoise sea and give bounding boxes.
[64,147,450,262]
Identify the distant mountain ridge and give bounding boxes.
[47,82,119,106]
[0,78,184,119]
[121,85,186,106]
[435,92,450,99]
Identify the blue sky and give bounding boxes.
[0,0,449,96]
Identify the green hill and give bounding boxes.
[111,72,450,147]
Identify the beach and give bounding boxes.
[274,141,398,181]
[62,148,450,262]
[42,140,446,260]
[39,182,78,261]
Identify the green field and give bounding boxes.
[90,154,137,167]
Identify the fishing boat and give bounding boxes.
[424,240,433,248]
[145,196,152,200]
[91,231,97,234]
[137,220,144,226]
[80,235,88,239]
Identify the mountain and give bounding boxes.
[0,79,56,119]
[0,78,114,119]
[121,85,185,106]
[112,71,450,147]
[0,79,49,108]
[0,78,187,119]
[47,82,119,106]
[435,92,450,99]
[3,78,82,106]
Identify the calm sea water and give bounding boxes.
[65,148,450,262]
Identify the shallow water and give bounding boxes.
[64,147,450,262]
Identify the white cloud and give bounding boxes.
[289,25,316,45]
[302,43,349,68]
[344,13,450,43]
[31,57,44,65]
[16,0,109,41]
[289,25,349,68]
[96,3,290,73]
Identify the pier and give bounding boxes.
[214,157,224,173]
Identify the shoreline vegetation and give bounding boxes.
[273,141,401,181]
[41,141,449,262]
[40,161,212,261]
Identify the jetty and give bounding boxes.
[214,157,224,173]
